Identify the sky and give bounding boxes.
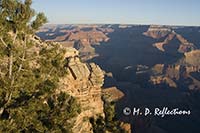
[32,0,200,26]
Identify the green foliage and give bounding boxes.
[32,12,47,30]
[90,101,126,133]
[0,0,80,132]
[0,92,80,132]
[0,0,46,34]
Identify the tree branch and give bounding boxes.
[8,53,13,79]
[45,67,54,80]
[0,37,8,47]
[18,34,26,73]
[9,32,17,79]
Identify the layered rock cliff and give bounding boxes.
[149,63,200,90]
[58,47,105,133]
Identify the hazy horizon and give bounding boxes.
[32,0,200,26]
[42,23,200,27]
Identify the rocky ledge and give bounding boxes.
[58,47,105,133]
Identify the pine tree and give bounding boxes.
[90,100,127,133]
[0,0,80,132]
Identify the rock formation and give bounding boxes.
[58,47,105,133]
[102,87,124,102]
[37,25,113,60]
[143,25,172,39]
[149,63,200,90]
[144,25,196,53]
[184,50,200,66]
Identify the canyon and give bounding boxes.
[37,24,200,133]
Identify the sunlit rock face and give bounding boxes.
[58,48,104,133]
[184,50,200,66]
